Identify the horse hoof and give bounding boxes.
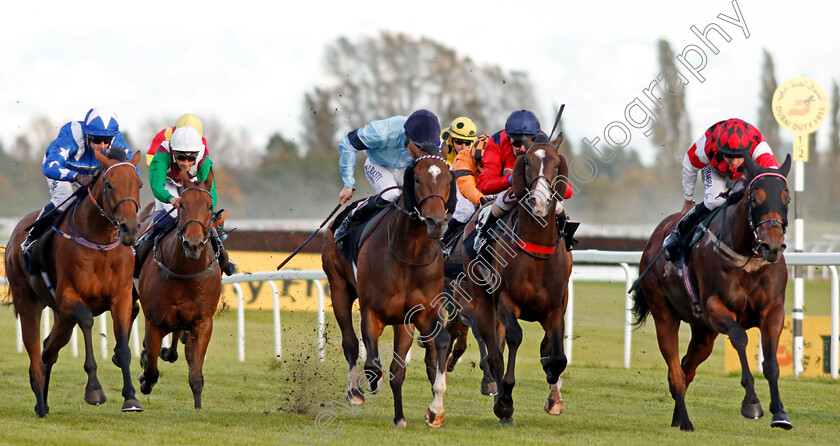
[481,381,497,396]
[121,399,144,412]
[493,400,514,420]
[446,359,456,373]
[84,388,107,406]
[741,402,764,420]
[393,418,407,428]
[499,417,515,425]
[771,412,793,430]
[680,422,695,432]
[34,404,48,418]
[346,391,365,406]
[544,397,564,415]
[424,408,445,428]
[160,347,178,363]
[139,375,153,395]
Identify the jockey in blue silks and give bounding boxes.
[333,109,443,242]
[21,108,133,256]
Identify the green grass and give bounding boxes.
[1,280,839,445]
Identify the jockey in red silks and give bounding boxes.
[663,118,780,261]
[472,110,575,252]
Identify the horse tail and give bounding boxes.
[630,285,651,329]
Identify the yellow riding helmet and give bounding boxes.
[448,117,478,141]
[175,113,204,137]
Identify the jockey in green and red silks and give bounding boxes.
[137,125,235,276]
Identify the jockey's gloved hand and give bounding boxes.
[74,173,95,187]
[480,196,492,206]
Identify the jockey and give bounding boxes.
[440,117,484,248]
[333,109,443,242]
[663,118,780,261]
[472,110,575,252]
[145,113,207,166]
[21,108,132,259]
[441,116,478,165]
[134,125,236,276]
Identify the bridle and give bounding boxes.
[746,172,789,250]
[89,161,142,228]
[393,155,450,220]
[176,187,214,246]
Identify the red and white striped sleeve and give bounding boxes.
[681,130,713,201]
[751,141,779,168]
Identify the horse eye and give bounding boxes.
[414,177,420,184]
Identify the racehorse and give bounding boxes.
[631,154,793,431]
[322,154,455,428]
[463,137,573,424]
[5,150,143,417]
[136,167,221,409]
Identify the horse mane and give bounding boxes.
[417,142,441,156]
[402,163,418,210]
[105,147,128,162]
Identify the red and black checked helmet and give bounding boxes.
[714,118,762,157]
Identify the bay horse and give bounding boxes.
[631,154,793,431]
[322,153,455,428]
[136,167,221,409]
[5,150,143,417]
[463,138,573,424]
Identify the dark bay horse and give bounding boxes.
[322,154,454,428]
[136,168,221,409]
[5,150,143,417]
[631,154,793,431]
[463,139,573,424]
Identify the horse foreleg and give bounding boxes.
[463,308,496,396]
[16,296,47,417]
[360,310,386,396]
[328,277,363,404]
[187,319,213,409]
[759,306,792,429]
[416,313,450,429]
[423,337,437,385]
[720,318,762,421]
[139,323,163,396]
[540,310,568,415]
[472,289,508,422]
[111,295,143,412]
[389,325,414,427]
[160,329,181,364]
[445,318,469,373]
[498,306,522,423]
[651,310,691,430]
[69,299,107,406]
[41,310,78,415]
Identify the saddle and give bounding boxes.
[330,203,392,268]
[26,211,67,275]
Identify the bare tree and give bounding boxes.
[758,49,781,150]
[301,31,538,154]
[651,39,692,172]
[830,80,840,170]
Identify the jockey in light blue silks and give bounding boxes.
[333,109,443,242]
[21,108,133,258]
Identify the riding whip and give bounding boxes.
[547,104,566,141]
[276,202,343,270]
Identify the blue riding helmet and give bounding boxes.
[505,110,540,136]
[84,108,120,137]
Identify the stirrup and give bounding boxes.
[334,218,351,242]
[662,230,679,261]
[221,258,237,276]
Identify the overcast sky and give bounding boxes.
[2,0,838,161]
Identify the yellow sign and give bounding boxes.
[724,316,838,377]
[772,77,829,162]
[221,251,331,312]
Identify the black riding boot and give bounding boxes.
[556,213,580,251]
[334,198,379,243]
[663,203,711,261]
[441,218,466,252]
[134,226,160,278]
[210,226,236,276]
[472,210,501,253]
[21,203,58,272]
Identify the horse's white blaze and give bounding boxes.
[535,149,546,159]
[429,369,446,414]
[532,160,551,217]
[428,165,442,182]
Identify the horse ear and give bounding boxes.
[553,154,570,199]
[130,150,141,166]
[551,132,564,148]
[778,153,792,177]
[203,168,215,191]
[94,150,109,166]
[511,156,527,199]
[742,154,759,177]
